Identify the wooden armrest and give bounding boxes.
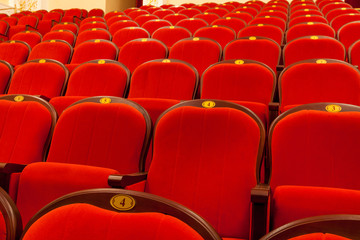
[251,184,270,240]
[108,172,148,188]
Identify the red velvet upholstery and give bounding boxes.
[128,9,150,20]
[129,98,180,171]
[338,21,360,52]
[0,97,53,164]
[134,14,159,26]
[141,19,172,35]
[22,203,205,240]
[211,17,247,34]
[286,22,335,43]
[67,39,119,72]
[234,6,258,17]
[7,15,39,39]
[0,40,30,67]
[163,13,188,25]
[108,20,139,35]
[105,11,126,21]
[106,15,131,26]
[10,31,41,48]
[283,36,346,67]
[145,100,264,239]
[193,13,220,25]
[28,40,73,64]
[289,15,328,29]
[178,8,202,18]
[88,9,105,17]
[194,25,236,49]
[81,17,106,25]
[257,11,288,22]
[50,22,79,35]
[322,2,352,16]
[0,20,9,42]
[224,12,253,24]
[153,9,175,19]
[290,10,323,19]
[327,8,359,23]
[238,24,284,46]
[112,27,150,49]
[291,4,319,14]
[249,16,286,32]
[128,59,198,100]
[118,38,167,73]
[330,13,360,33]
[224,37,281,73]
[272,186,360,229]
[0,60,12,94]
[175,18,208,35]
[289,233,350,240]
[2,17,18,27]
[348,39,360,66]
[16,162,119,226]
[152,26,191,49]
[204,7,229,17]
[75,28,111,46]
[49,60,129,115]
[279,60,360,111]
[8,59,68,99]
[169,37,221,76]
[78,21,108,33]
[270,104,360,193]
[42,29,76,46]
[318,0,343,10]
[46,99,149,174]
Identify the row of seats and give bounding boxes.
[0,0,358,239]
[0,96,358,239]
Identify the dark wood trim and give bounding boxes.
[108,172,148,188]
[66,96,152,172]
[0,187,22,240]
[21,188,221,240]
[261,214,360,239]
[251,184,270,240]
[0,60,13,94]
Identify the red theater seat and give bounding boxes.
[28,40,73,64]
[0,40,30,67]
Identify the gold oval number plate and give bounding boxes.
[14,95,24,102]
[110,194,136,211]
[202,101,216,108]
[100,97,111,104]
[325,104,342,113]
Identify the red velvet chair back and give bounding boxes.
[152,26,191,49]
[146,99,265,239]
[112,27,150,49]
[28,40,73,64]
[42,29,76,46]
[193,25,236,49]
[0,40,30,67]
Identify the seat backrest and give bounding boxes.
[21,189,221,240]
[7,59,69,99]
[238,24,284,46]
[201,59,275,105]
[338,21,360,51]
[134,14,159,26]
[263,212,360,239]
[269,102,360,191]
[10,31,42,49]
[17,15,38,28]
[163,13,188,25]
[50,22,79,35]
[224,37,281,73]
[146,99,265,239]
[286,22,335,43]
[169,37,221,76]
[288,15,328,28]
[153,9,176,19]
[249,16,286,32]
[278,59,360,112]
[118,38,168,73]
[326,8,359,22]
[108,20,139,35]
[112,27,150,49]
[0,60,12,94]
[141,19,172,35]
[75,28,111,46]
[178,8,202,18]
[0,40,30,67]
[42,29,76,46]
[175,18,208,35]
[106,15,131,26]
[0,94,56,164]
[128,59,198,100]
[283,36,346,67]
[193,13,220,25]
[46,97,151,173]
[193,25,236,49]
[65,59,130,97]
[78,21,108,33]
[330,13,360,33]
[88,8,105,17]
[224,11,253,23]
[70,39,119,64]
[211,17,247,34]
[152,26,191,49]
[28,39,73,64]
